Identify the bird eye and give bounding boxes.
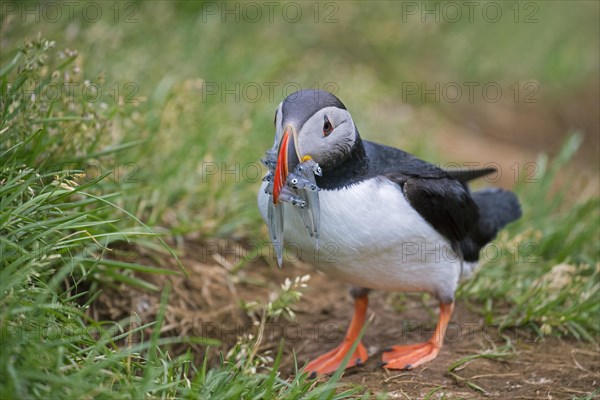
[323,115,333,136]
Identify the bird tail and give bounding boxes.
[460,188,522,262]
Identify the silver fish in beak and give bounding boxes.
[263,125,321,266]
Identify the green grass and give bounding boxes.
[0,36,371,399]
[1,2,599,399]
[446,342,515,395]
[458,135,600,340]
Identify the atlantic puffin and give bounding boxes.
[257,89,522,375]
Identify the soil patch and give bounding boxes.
[92,243,599,398]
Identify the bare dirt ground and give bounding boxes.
[93,247,599,399]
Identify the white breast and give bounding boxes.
[258,177,468,301]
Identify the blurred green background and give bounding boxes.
[2,0,598,238]
[2,2,599,398]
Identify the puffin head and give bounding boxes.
[272,89,359,203]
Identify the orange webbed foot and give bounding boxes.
[380,302,455,371]
[305,341,368,376]
[304,292,369,376]
[381,341,440,370]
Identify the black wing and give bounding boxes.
[315,139,494,244]
[445,167,497,183]
[385,173,479,243]
[364,141,481,243]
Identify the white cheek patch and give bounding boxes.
[298,111,356,169]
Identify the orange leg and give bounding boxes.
[304,294,369,376]
[382,302,454,370]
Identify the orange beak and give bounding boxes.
[273,126,300,204]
